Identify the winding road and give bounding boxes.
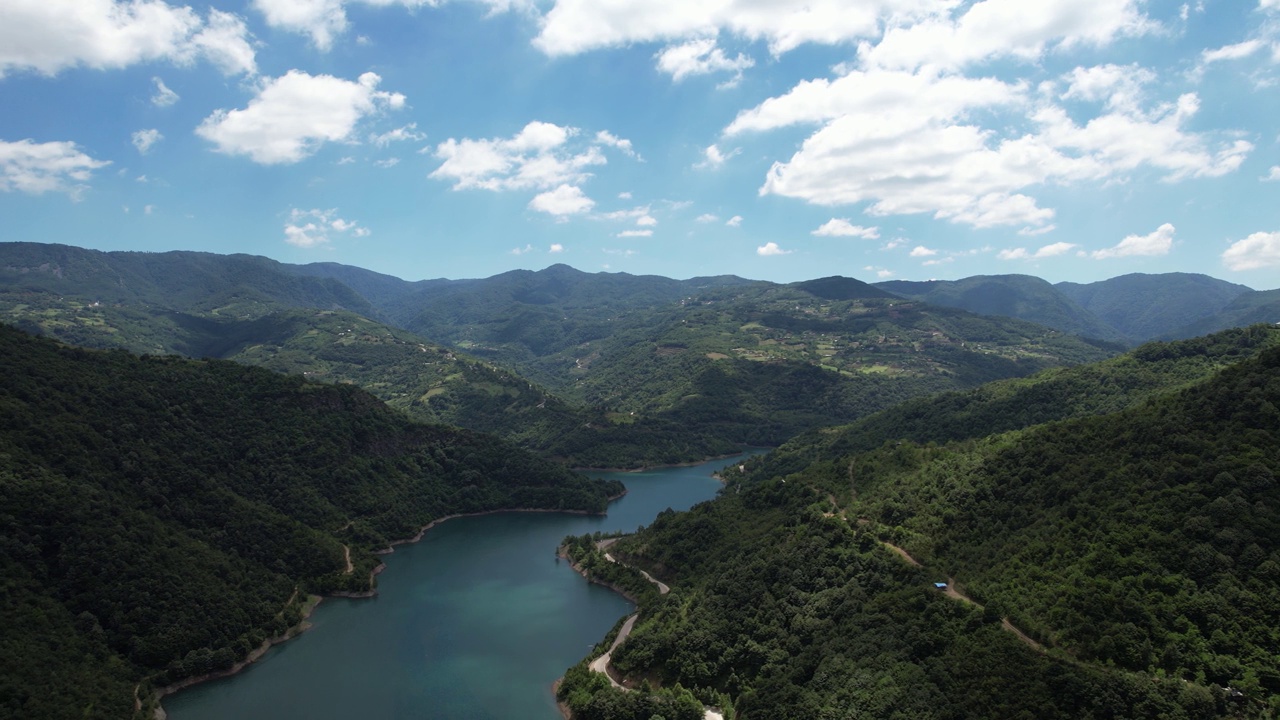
[588,539,722,720]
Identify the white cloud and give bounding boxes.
[529,184,595,216]
[534,0,946,57]
[862,0,1150,72]
[370,123,426,147]
[695,213,719,223]
[742,64,1250,231]
[1222,231,1280,271]
[618,229,653,237]
[876,269,894,278]
[431,121,633,192]
[1092,223,1175,259]
[374,157,400,168]
[998,241,1077,260]
[812,218,879,238]
[151,77,180,107]
[1201,39,1264,64]
[144,204,156,215]
[0,139,111,198]
[655,38,754,83]
[0,0,256,77]
[636,215,657,226]
[192,9,257,75]
[1263,166,1280,181]
[511,244,534,255]
[550,243,565,253]
[197,71,405,165]
[696,144,740,169]
[1060,64,1154,112]
[132,129,163,155]
[726,215,742,227]
[283,207,369,247]
[757,241,790,256]
[618,191,632,199]
[595,130,638,158]
[909,245,937,257]
[252,0,347,50]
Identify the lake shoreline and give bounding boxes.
[152,493,626,718]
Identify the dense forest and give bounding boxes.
[2,243,1121,467]
[558,329,1280,719]
[0,324,621,719]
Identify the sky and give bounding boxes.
[1,0,1279,288]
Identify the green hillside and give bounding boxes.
[877,274,1127,343]
[1056,273,1252,341]
[742,326,1280,482]
[0,324,621,720]
[1168,290,1280,340]
[1,244,1120,465]
[557,329,1280,719]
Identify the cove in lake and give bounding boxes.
[165,452,762,720]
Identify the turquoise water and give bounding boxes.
[165,453,760,720]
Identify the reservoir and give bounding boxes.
[165,452,759,720]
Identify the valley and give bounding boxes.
[1,241,1278,719]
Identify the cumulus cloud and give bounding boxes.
[696,144,739,169]
[0,0,256,77]
[252,0,348,50]
[1092,223,1175,259]
[861,0,1150,72]
[151,77,180,107]
[534,0,943,57]
[909,245,938,257]
[550,243,565,253]
[998,241,1077,260]
[655,38,754,84]
[132,129,163,155]
[740,63,1249,231]
[1264,166,1280,182]
[1222,231,1280,271]
[283,207,370,247]
[757,241,790,256]
[197,71,405,165]
[812,218,879,238]
[695,213,719,223]
[529,184,595,216]
[511,244,534,255]
[618,229,653,237]
[595,130,638,158]
[370,123,425,147]
[0,139,111,198]
[726,215,743,227]
[431,121,634,192]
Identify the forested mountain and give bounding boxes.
[0,324,621,720]
[1166,289,1280,340]
[0,242,378,321]
[876,274,1127,343]
[391,272,1119,446]
[559,327,1280,719]
[1,243,1119,464]
[1056,273,1252,341]
[742,325,1280,482]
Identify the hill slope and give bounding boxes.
[877,274,1126,343]
[0,324,620,719]
[558,329,1280,719]
[1056,272,1252,341]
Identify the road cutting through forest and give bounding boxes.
[589,538,723,720]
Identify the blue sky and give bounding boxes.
[1,0,1279,288]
